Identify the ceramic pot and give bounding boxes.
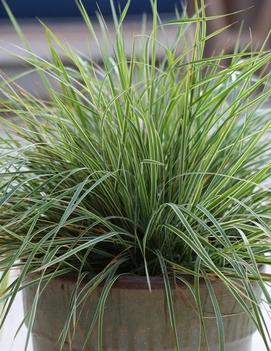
[23,276,257,351]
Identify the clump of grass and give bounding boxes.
[0,1,271,350]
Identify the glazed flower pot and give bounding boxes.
[23,276,258,351]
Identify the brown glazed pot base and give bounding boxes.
[30,333,253,351]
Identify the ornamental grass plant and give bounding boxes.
[0,1,271,350]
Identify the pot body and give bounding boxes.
[23,276,257,351]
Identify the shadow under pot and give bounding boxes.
[23,275,259,351]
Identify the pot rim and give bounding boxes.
[43,273,223,290]
[28,264,265,290]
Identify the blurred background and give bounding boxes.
[187,0,271,56]
[0,0,183,97]
[0,0,271,97]
[0,0,183,18]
